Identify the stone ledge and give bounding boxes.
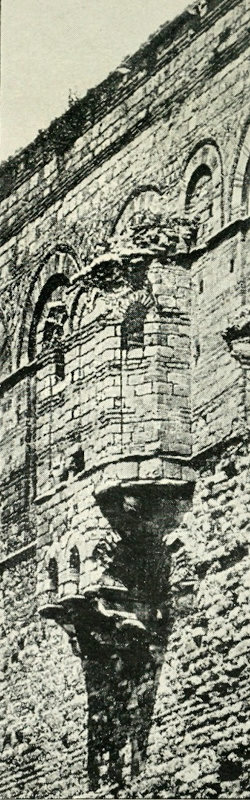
[33,452,197,506]
[0,540,36,572]
[94,456,196,498]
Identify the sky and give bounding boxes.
[1,0,188,162]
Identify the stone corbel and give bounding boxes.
[223,306,250,367]
[39,582,149,659]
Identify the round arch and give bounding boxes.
[60,530,86,572]
[110,185,164,239]
[28,272,69,361]
[180,139,224,231]
[15,244,79,369]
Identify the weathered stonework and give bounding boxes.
[0,0,250,797]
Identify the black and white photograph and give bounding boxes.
[0,0,250,797]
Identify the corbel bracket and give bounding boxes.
[223,306,250,367]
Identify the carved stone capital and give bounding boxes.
[109,210,197,258]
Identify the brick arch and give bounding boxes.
[69,545,81,590]
[28,272,69,362]
[180,139,224,232]
[110,185,164,238]
[229,118,250,221]
[69,286,87,332]
[119,288,154,316]
[15,244,79,369]
[104,288,154,328]
[39,543,62,600]
[47,558,59,593]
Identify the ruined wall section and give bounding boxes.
[0,0,250,797]
[0,556,89,800]
[0,377,33,559]
[0,0,249,262]
[129,439,250,799]
[191,238,245,453]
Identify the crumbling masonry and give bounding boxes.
[0,0,250,797]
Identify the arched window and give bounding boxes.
[48,558,59,594]
[28,275,68,380]
[111,187,162,240]
[242,157,250,216]
[186,165,213,240]
[42,302,67,380]
[69,546,80,591]
[121,302,147,352]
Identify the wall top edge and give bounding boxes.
[0,0,238,201]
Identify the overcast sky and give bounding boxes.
[1,0,188,162]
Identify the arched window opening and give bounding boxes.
[70,448,85,475]
[28,275,68,362]
[121,302,147,352]
[186,165,213,240]
[111,187,162,239]
[42,302,67,381]
[69,546,80,591]
[242,157,250,216]
[54,347,65,381]
[48,558,59,594]
[42,303,66,348]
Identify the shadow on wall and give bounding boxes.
[76,484,193,795]
[86,638,161,793]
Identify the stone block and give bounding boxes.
[117,460,139,482]
[139,457,163,480]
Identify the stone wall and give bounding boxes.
[0,0,250,797]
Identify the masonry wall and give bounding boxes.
[0,0,250,797]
